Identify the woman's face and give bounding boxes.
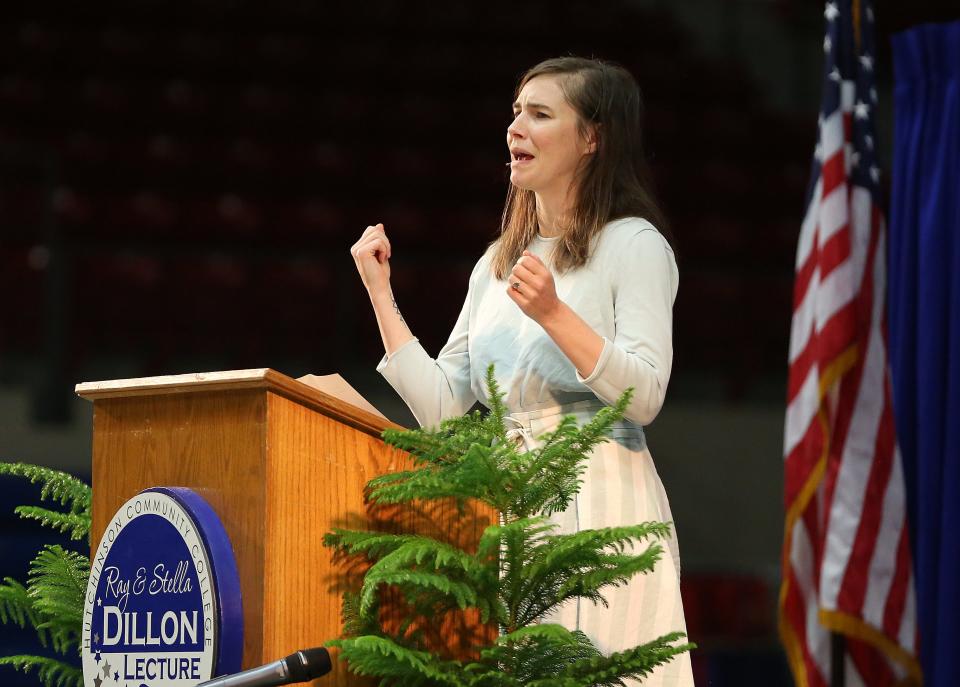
[507,74,595,195]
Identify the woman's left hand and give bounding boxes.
[507,250,561,324]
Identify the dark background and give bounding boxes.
[1,0,956,685]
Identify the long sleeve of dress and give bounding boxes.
[375,262,481,428]
[575,228,679,426]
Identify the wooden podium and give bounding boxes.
[76,369,494,685]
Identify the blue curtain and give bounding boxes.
[889,20,960,687]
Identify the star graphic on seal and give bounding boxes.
[97,597,102,607]
[93,676,102,687]
[102,658,112,678]
[93,632,100,644]
[94,651,102,663]
[113,671,119,681]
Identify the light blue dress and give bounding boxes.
[377,217,694,685]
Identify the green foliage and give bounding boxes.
[0,655,83,687]
[0,463,91,687]
[0,464,92,521]
[0,578,43,636]
[27,546,88,653]
[13,508,90,543]
[325,364,694,686]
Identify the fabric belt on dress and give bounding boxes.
[504,415,535,449]
[500,398,643,450]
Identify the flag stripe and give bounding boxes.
[789,265,820,362]
[792,518,831,684]
[821,217,884,610]
[844,655,867,687]
[820,149,847,196]
[796,176,823,270]
[881,517,911,639]
[818,177,849,243]
[818,223,852,281]
[785,365,822,459]
[794,245,819,310]
[789,273,858,372]
[848,636,896,686]
[814,258,856,332]
[820,109,847,163]
[897,571,918,654]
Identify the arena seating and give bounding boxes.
[0,0,809,392]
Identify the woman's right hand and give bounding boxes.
[350,223,392,294]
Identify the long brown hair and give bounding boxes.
[492,56,672,279]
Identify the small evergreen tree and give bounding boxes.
[0,463,90,687]
[324,365,693,686]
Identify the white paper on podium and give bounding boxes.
[296,374,388,420]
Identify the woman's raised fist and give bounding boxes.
[350,223,392,294]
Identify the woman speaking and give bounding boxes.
[350,56,693,686]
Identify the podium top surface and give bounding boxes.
[76,368,403,437]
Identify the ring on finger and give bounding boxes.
[511,281,521,291]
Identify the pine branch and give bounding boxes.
[13,507,90,542]
[480,627,600,685]
[360,569,479,617]
[495,623,583,646]
[460,664,524,687]
[555,549,664,604]
[508,417,589,518]
[328,635,467,687]
[381,409,498,470]
[530,523,672,579]
[476,518,556,561]
[482,364,508,445]
[370,537,486,577]
[379,430,451,467]
[367,442,510,512]
[538,632,695,687]
[27,546,88,653]
[324,529,419,559]
[0,655,83,687]
[0,463,92,518]
[509,393,633,520]
[515,524,671,625]
[0,578,37,629]
[339,589,381,638]
[0,578,51,647]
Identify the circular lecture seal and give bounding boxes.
[81,488,242,687]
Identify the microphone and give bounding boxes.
[196,647,332,687]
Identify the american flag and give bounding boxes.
[779,1,922,685]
